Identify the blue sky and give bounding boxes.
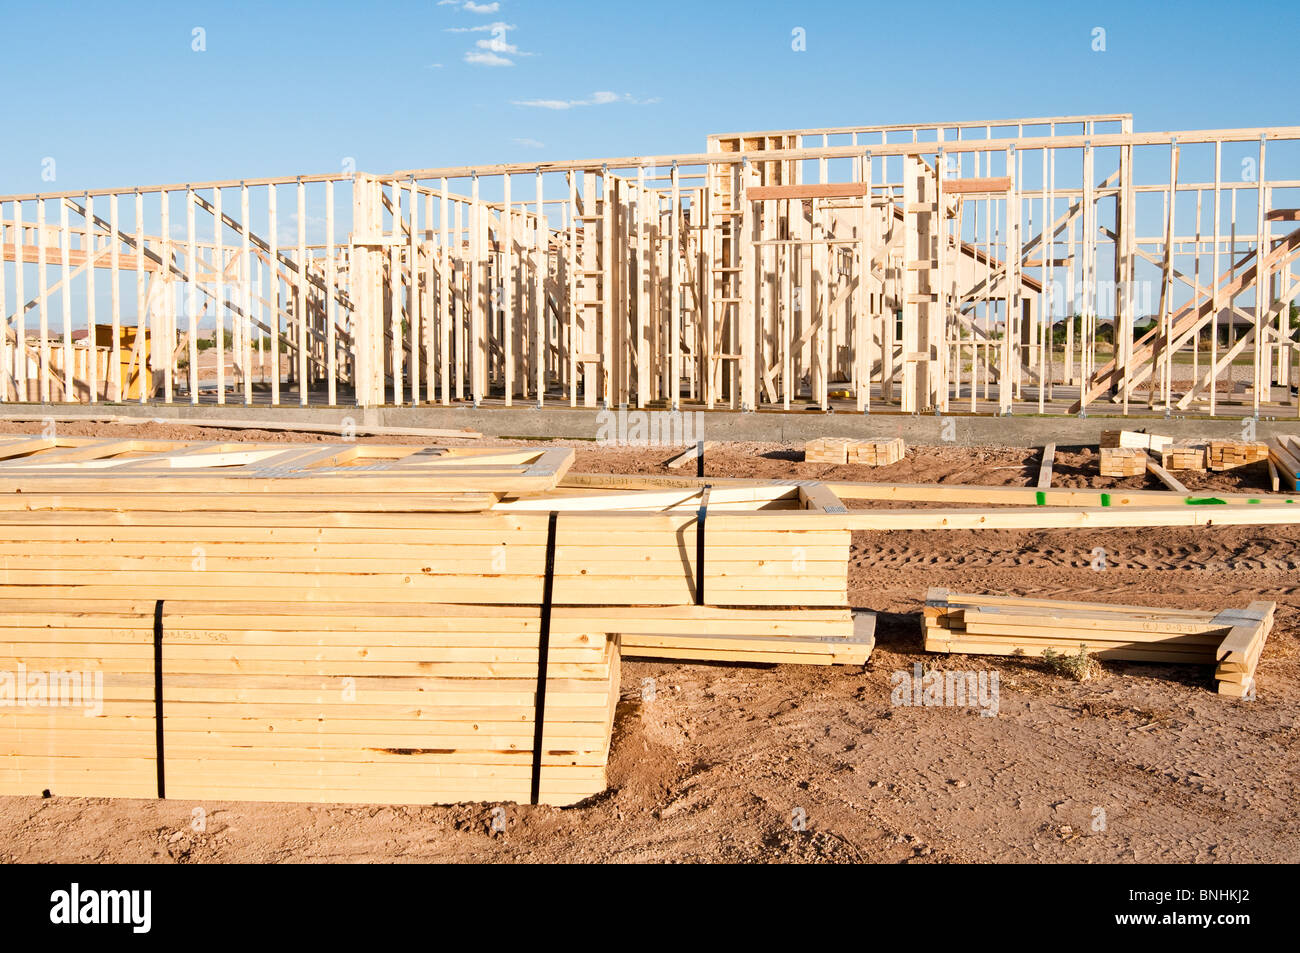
[2,0,1297,194]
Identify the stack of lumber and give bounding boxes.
[1269,435,1300,490]
[922,589,1275,695]
[805,437,905,466]
[1099,446,1147,477]
[1101,430,1172,453]
[0,435,866,807]
[0,599,618,805]
[0,436,572,509]
[1160,440,1208,471]
[848,438,905,466]
[805,437,854,464]
[0,510,848,608]
[1207,440,1270,471]
[1212,603,1276,697]
[0,437,851,609]
[614,606,874,665]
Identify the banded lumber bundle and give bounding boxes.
[805,437,905,466]
[0,510,849,608]
[1207,440,1270,471]
[0,600,617,805]
[1161,441,1208,471]
[922,589,1275,695]
[1100,430,1172,452]
[1099,446,1147,477]
[0,435,867,808]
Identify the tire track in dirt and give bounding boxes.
[852,539,1300,573]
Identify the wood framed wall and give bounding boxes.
[2,114,1298,419]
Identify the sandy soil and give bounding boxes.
[0,424,1296,864]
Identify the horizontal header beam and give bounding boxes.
[748,183,871,201]
[710,112,1134,141]
[3,124,1299,204]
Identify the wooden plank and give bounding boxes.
[1037,443,1055,488]
[665,441,716,469]
[1145,457,1190,494]
[928,589,1276,693]
[747,183,869,201]
[941,176,1011,194]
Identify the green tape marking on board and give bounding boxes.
[1035,491,1046,506]
[1100,493,1111,507]
[1186,497,1227,505]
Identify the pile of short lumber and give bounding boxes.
[805,437,904,466]
[0,435,865,807]
[923,589,1275,696]
[1099,446,1147,477]
[850,437,905,466]
[805,437,853,464]
[1160,441,1208,471]
[1207,440,1270,471]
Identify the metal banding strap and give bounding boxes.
[153,599,165,799]
[530,511,559,806]
[695,486,712,606]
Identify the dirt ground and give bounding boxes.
[0,421,1297,864]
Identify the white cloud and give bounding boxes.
[513,138,545,149]
[476,34,516,54]
[512,90,657,110]
[425,62,445,69]
[452,20,531,65]
[465,50,513,67]
[446,20,514,33]
[464,1,499,12]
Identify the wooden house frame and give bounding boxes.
[2,112,1297,419]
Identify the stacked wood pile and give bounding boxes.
[805,437,854,464]
[805,437,905,466]
[923,589,1275,696]
[1207,440,1270,471]
[1270,435,1300,490]
[1160,440,1208,471]
[0,436,862,807]
[615,606,873,665]
[1213,603,1276,697]
[1099,446,1147,477]
[848,438,905,466]
[0,600,619,805]
[1100,430,1172,452]
[0,509,847,607]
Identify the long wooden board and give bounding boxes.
[923,588,1275,695]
